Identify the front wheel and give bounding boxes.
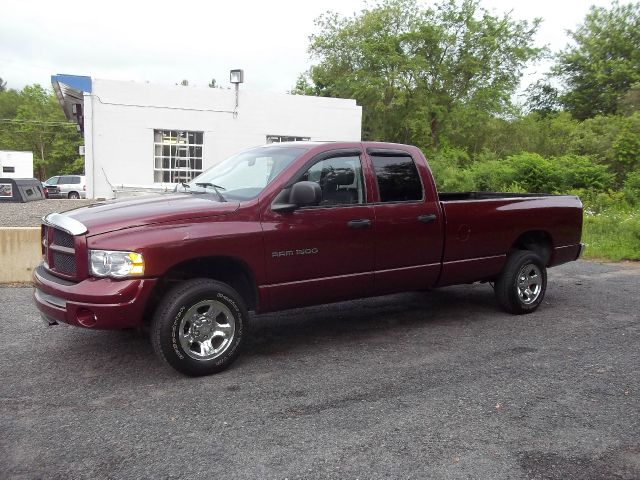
[495,250,547,314]
[151,279,247,376]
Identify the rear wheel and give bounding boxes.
[495,250,547,314]
[151,279,247,376]
[68,191,80,199]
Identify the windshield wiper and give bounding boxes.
[195,182,227,202]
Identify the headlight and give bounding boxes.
[89,250,144,278]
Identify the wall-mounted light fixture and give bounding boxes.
[230,69,244,85]
[230,69,244,117]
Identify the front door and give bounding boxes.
[260,150,375,310]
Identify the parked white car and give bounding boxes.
[44,175,86,199]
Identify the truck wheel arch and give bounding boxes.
[510,230,553,265]
[144,256,258,323]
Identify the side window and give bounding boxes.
[299,155,365,206]
[59,176,72,184]
[71,177,81,184]
[46,177,59,185]
[371,154,423,202]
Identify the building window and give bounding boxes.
[2,166,15,173]
[154,130,203,183]
[266,135,310,144]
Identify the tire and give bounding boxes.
[68,191,80,199]
[495,250,547,314]
[151,279,247,376]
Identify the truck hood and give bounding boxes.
[62,194,240,236]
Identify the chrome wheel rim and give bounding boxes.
[178,300,235,361]
[516,263,543,305]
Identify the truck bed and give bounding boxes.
[435,191,583,286]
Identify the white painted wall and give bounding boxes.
[85,79,362,199]
[0,151,34,178]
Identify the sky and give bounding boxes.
[0,0,615,97]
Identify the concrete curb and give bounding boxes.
[0,227,41,283]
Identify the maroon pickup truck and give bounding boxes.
[33,142,584,376]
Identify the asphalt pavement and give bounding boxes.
[0,260,638,479]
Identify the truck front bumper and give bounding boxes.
[33,264,157,330]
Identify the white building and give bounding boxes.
[52,74,362,199]
[0,150,34,178]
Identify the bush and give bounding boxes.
[469,160,516,191]
[429,156,476,192]
[466,153,615,194]
[622,170,640,204]
[551,155,615,192]
[506,153,557,192]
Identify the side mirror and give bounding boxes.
[272,181,321,212]
[290,181,321,207]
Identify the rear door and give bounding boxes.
[261,149,375,310]
[366,148,444,293]
[58,176,73,195]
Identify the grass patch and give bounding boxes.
[582,209,640,261]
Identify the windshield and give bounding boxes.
[183,146,307,200]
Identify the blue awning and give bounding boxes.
[51,74,92,135]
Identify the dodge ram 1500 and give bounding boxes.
[33,142,584,375]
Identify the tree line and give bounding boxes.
[293,0,640,204]
[0,82,83,179]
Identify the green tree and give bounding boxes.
[290,74,316,96]
[525,80,560,117]
[0,77,6,92]
[534,112,580,157]
[0,90,19,116]
[566,113,640,183]
[617,82,640,115]
[14,85,66,178]
[622,169,640,203]
[612,114,640,176]
[0,84,82,179]
[0,88,21,141]
[554,2,640,119]
[296,0,542,149]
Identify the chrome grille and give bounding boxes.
[53,251,77,276]
[43,225,78,278]
[53,229,74,248]
[41,213,87,281]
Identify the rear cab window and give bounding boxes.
[370,153,423,202]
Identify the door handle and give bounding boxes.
[347,219,372,229]
[418,214,437,224]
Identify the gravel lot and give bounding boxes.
[0,199,97,227]
[1,260,638,479]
